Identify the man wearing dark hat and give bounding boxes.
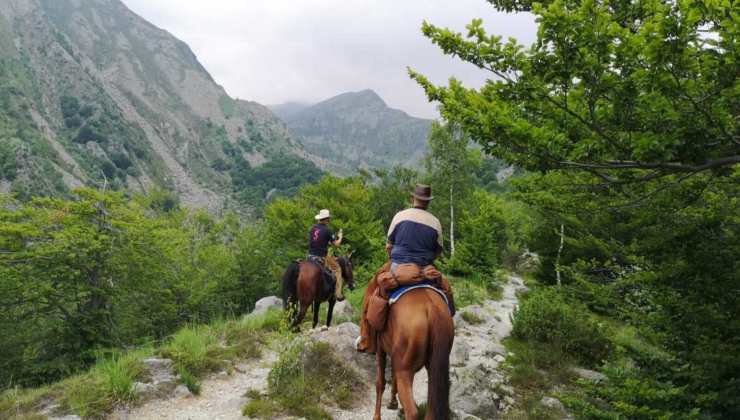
[356,184,454,353]
[385,184,443,271]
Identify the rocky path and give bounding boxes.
[107,274,526,420]
[111,352,277,420]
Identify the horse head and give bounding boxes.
[339,255,355,291]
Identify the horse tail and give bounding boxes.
[427,308,453,419]
[282,261,300,310]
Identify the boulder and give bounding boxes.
[516,250,541,272]
[333,300,354,317]
[142,357,177,395]
[173,384,193,398]
[572,367,607,382]
[309,322,376,378]
[541,396,566,411]
[252,296,283,314]
[132,381,156,397]
[450,363,505,418]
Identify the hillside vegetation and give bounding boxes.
[0,0,321,211]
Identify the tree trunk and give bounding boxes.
[555,223,564,287]
[449,184,455,256]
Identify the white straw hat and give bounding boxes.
[315,209,331,220]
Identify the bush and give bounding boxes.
[512,287,612,366]
[245,339,363,419]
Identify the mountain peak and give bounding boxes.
[335,89,386,107]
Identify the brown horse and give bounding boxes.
[282,256,355,330]
[373,278,455,420]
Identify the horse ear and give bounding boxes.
[348,250,354,259]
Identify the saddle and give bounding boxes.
[306,257,335,296]
[365,264,455,333]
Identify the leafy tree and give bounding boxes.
[424,122,480,255]
[411,0,738,185]
[415,0,739,417]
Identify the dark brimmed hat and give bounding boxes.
[411,184,434,201]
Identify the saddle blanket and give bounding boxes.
[388,280,452,314]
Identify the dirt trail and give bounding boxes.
[109,275,525,420]
[111,352,277,420]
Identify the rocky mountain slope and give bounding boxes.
[0,0,320,210]
[272,90,433,173]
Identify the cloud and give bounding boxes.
[120,0,536,119]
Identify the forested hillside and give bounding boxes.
[274,90,432,173]
[0,0,322,211]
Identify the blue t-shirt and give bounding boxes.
[387,208,443,266]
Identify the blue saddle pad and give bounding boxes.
[388,280,452,314]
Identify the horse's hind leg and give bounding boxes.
[312,301,320,329]
[387,367,399,410]
[374,349,387,420]
[292,302,309,331]
[394,368,418,420]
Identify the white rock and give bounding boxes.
[541,396,566,411]
[173,384,192,398]
[333,300,354,317]
[252,296,283,314]
[450,364,502,418]
[132,381,155,396]
[486,343,507,357]
[451,339,471,367]
[309,322,375,378]
[493,354,506,363]
[572,367,607,382]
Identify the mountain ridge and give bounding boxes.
[0,0,322,211]
[272,89,433,173]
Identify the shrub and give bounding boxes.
[246,339,363,419]
[512,287,612,366]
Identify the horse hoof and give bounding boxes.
[387,400,398,410]
[336,296,346,302]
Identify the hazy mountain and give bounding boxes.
[268,101,312,121]
[278,90,433,173]
[0,0,321,211]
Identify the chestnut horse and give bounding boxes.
[282,256,355,330]
[370,273,455,420]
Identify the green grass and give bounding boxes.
[461,310,485,325]
[1,309,287,419]
[450,272,504,308]
[242,339,364,419]
[502,338,576,419]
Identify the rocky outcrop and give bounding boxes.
[251,296,283,315]
[308,322,376,379]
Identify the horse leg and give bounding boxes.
[394,368,418,420]
[326,297,335,327]
[292,302,309,331]
[387,366,399,410]
[374,348,387,420]
[312,300,320,329]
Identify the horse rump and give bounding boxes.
[281,261,300,309]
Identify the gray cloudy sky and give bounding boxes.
[120,0,536,119]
